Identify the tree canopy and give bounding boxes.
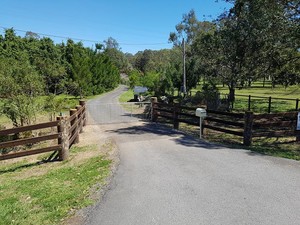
[0,29,120,126]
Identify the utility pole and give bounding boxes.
[182,38,187,96]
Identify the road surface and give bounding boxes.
[84,86,300,225]
[86,85,148,124]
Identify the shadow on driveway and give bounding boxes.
[106,122,225,150]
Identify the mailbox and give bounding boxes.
[195,108,207,118]
[195,108,207,139]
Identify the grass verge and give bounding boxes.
[0,144,112,225]
[119,89,134,103]
[177,122,300,161]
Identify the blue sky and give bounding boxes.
[0,0,232,54]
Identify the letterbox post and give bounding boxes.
[195,108,207,139]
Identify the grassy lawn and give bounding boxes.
[219,84,300,99]
[191,83,300,113]
[178,123,300,161]
[0,144,112,225]
[119,89,134,103]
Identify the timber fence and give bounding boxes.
[0,100,86,161]
[151,101,300,146]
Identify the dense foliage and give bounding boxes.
[0,29,120,126]
[1,0,299,125]
[127,1,299,104]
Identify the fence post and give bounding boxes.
[268,96,272,113]
[79,100,86,126]
[297,112,300,143]
[296,99,299,111]
[173,103,180,129]
[70,109,79,144]
[151,97,158,122]
[243,111,254,146]
[57,117,69,161]
[248,95,251,111]
[202,118,208,136]
[296,131,300,143]
[76,105,83,133]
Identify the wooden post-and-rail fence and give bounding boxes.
[0,100,86,161]
[151,100,300,146]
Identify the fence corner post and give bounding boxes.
[79,100,87,126]
[151,97,158,122]
[57,117,69,161]
[243,111,254,146]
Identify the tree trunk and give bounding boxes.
[228,86,235,103]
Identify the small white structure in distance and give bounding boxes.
[134,86,148,94]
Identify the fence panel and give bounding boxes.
[152,102,300,146]
[0,100,87,161]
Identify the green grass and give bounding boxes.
[119,89,134,103]
[0,145,111,225]
[192,82,300,113]
[178,123,300,160]
[221,84,300,99]
[216,83,300,99]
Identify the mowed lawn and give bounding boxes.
[0,143,113,225]
[197,83,300,113]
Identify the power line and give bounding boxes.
[0,25,171,46]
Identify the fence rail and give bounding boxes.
[0,100,86,161]
[151,99,300,146]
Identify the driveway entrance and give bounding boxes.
[86,102,151,125]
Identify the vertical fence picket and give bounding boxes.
[79,100,86,126]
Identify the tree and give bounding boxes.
[104,47,131,73]
[169,10,216,94]
[191,0,299,103]
[0,58,44,127]
[169,9,215,46]
[71,51,93,98]
[128,70,141,89]
[104,37,120,50]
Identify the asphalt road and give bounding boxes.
[86,85,145,124]
[84,87,300,225]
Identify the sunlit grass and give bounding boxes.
[119,89,134,103]
[0,144,111,225]
[191,82,300,112]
